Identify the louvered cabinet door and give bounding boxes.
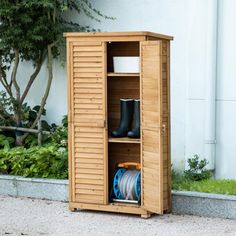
[140,41,163,214]
[68,41,107,205]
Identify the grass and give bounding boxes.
[172,173,236,195]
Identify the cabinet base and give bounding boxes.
[69,202,152,218]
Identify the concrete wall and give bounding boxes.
[2,0,236,179]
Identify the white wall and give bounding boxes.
[215,0,236,179]
[78,0,208,172]
[3,60,68,125]
[183,0,236,179]
[4,0,236,179]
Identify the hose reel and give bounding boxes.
[112,162,141,203]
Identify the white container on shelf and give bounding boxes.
[113,56,140,73]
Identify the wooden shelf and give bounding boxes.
[107,73,140,77]
[110,201,140,207]
[108,136,140,144]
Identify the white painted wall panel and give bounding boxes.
[185,100,205,167]
[215,101,236,179]
[215,0,236,179]
[217,0,236,101]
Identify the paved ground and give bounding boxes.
[0,195,236,236]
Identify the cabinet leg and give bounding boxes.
[164,208,172,214]
[141,212,151,219]
[69,207,77,212]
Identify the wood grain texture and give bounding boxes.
[165,41,172,211]
[63,31,174,40]
[66,32,172,217]
[107,73,140,77]
[108,143,141,195]
[107,42,140,73]
[108,136,140,144]
[67,40,73,203]
[107,76,140,134]
[69,202,148,215]
[140,41,163,214]
[69,41,107,205]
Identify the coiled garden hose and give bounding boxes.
[113,168,141,201]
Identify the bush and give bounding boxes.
[184,155,212,181]
[0,144,68,179]
[171,155,236,195]
[45,115,68,148]
[0,134,15,149]
[0,116,68,179]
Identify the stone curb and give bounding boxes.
[0,175,235,219]
[172,190,236,219]
[0,175,68,202]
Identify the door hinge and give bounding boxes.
[161,124,166,134]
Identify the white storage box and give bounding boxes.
[113,56,140,73]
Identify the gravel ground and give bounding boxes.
[0,195,236,236]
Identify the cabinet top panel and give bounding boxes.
[63,31,173,41]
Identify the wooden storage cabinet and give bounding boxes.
[64,32,173,218]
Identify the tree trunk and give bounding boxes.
[15,135,24,146]
[20,44,54,143]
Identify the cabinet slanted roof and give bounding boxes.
[63,31,173,40]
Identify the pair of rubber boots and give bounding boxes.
[111,98,140,138]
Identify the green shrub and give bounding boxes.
[184,155,212,181]
[0,134,15,149]
[172,158,236,195]
[0,144,68,179]
[46,116,68,148]
[0,115,68,179]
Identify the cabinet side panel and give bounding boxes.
[70,41,107,205]
[67,41,74,203]
[161,41,171,211]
